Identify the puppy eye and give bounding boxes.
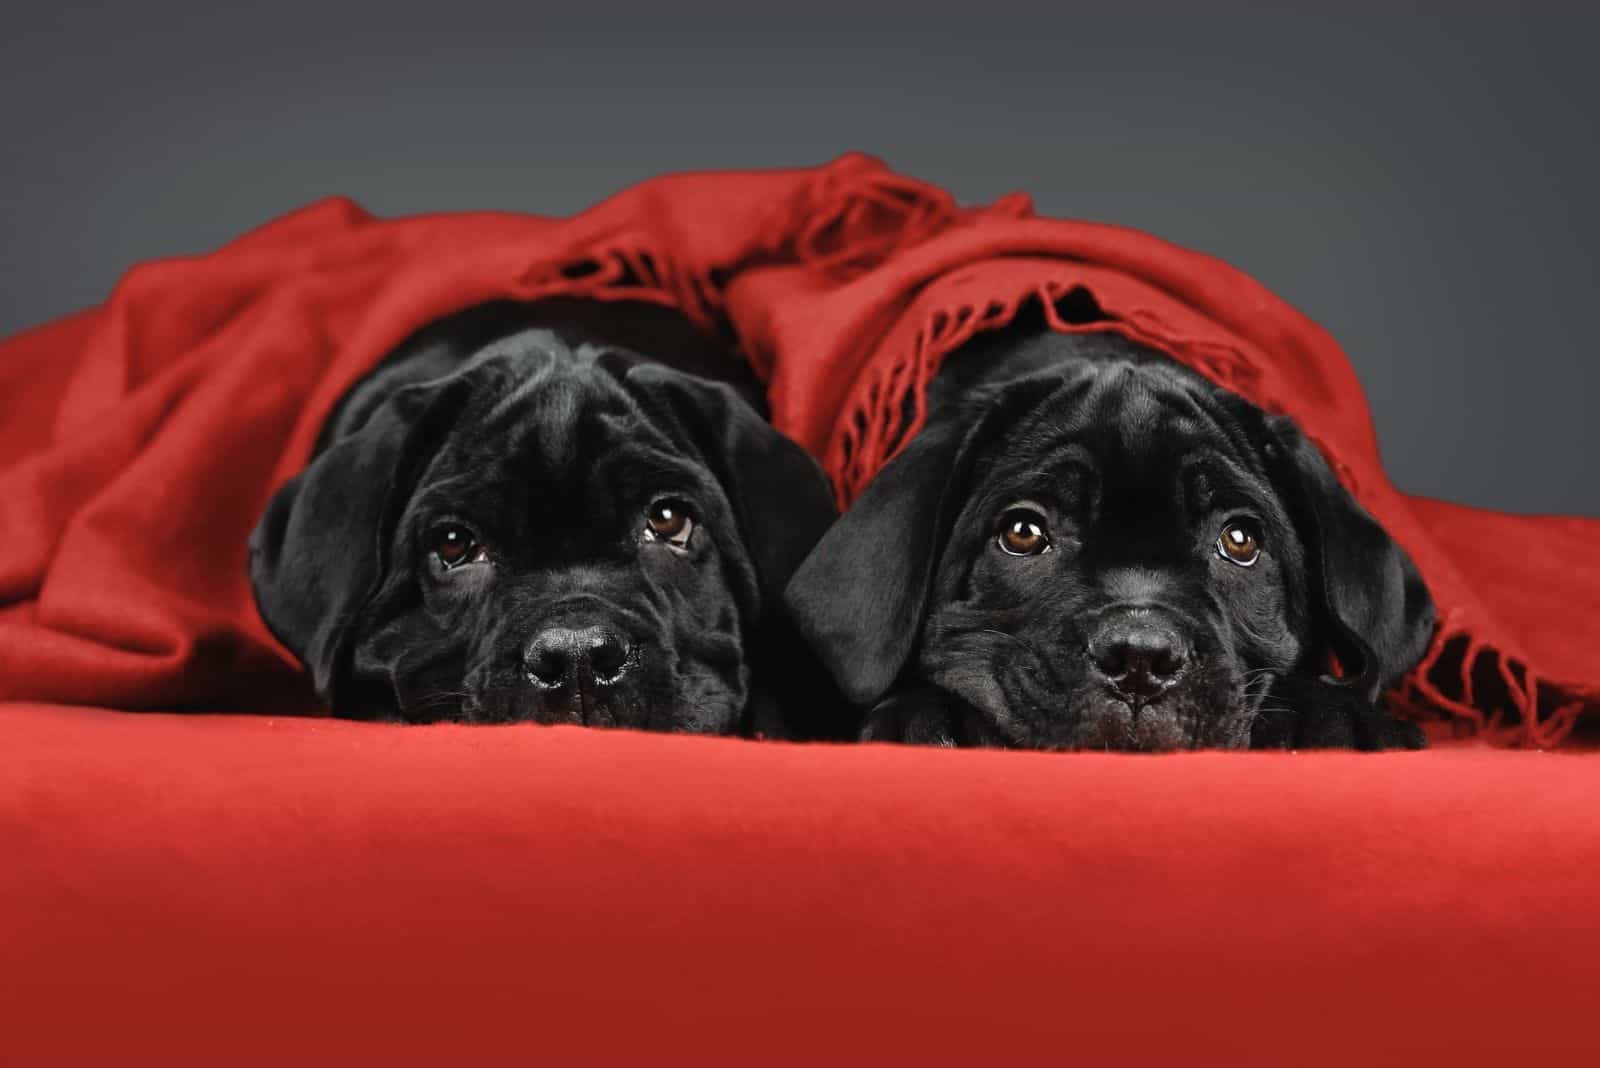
[1216,520,1262,567]
[430,524,489,570]
[644,498,695,548]
[997,507,1051,556]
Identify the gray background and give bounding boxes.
[3,4,1594,514]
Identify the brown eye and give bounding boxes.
[997,507,1051,556]
[432,524,486,570]
[645,499,695,547]
[1217,520,1261,567]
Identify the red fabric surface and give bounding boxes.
[5,702,1600,1065]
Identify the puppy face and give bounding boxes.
[786,340,1434,751]
[364,354,756,728]
[918,362,1308,749]
[252,319,836,731]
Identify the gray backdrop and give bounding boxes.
[3,4,1594,514]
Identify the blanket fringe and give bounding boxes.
[511,238,728,340]
[1395,617,1589,747]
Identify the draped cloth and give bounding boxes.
[3,153,1593,741]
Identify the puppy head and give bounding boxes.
[251,329,835,730]
[787,353,1433,750]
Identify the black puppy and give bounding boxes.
[786,310,1434,751]
[251,299,838,735]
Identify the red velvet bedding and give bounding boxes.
[4,157,1600,1062]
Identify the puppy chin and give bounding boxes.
[524,684,661,729]
[1068,692,1256,752]
[526,691,617,728]
[479,680,742,734]
[422,680,643,727]
[1069,698,1183,751]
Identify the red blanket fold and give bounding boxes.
[1,155,1595,742]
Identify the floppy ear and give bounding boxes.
[1265,416,1435,704]
[781,420,971,707]
[622,363,838,606]
[783,375,1064,708]
[249,376,472,705]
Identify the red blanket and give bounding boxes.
[1,154,1596,740]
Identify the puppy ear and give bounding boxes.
[249,376,473,705]
[623,364,838,606]
[1266,416,1435,703]
[782,419,973,707]
[785,362,1073,708]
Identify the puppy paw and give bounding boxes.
[1250,677,1427,751]
[861,688,959,746]
[1376,714,1427,751]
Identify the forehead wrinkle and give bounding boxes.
[1083,364,1281,486]
[1095,402,1274,528]
[1103,378,1167,447]
[1098,365,1218,455]
[976,362,1267,506]
[985,373,1098,466]
[1180,448,1268,513]
[481,359,645,473]
[1147,366,1274,481]
[1000,367,1239,527]
[408,467,501,526]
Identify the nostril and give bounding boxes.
[586,630,630,684]
[1150,645,1187,680]
[1092,639,1133,679]
[525,630,577,688]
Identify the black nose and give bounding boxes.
[524,625,632,689]
[1090,618,1189,700]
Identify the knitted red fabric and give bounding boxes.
[0,154,1595,742]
